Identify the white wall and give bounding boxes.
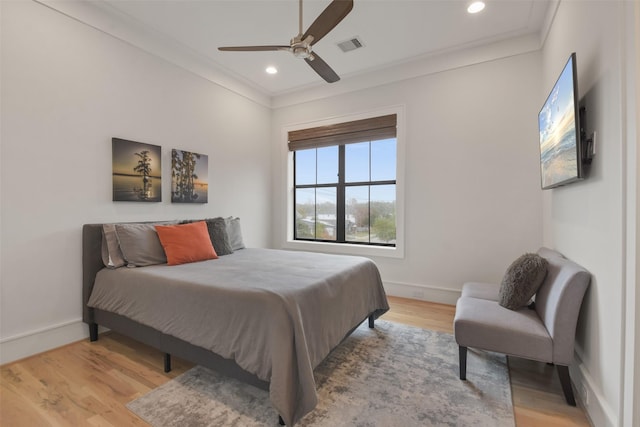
[624,2,640,426]
[0,1,272,364]
[541,1,635,426]
[271,52,543,303]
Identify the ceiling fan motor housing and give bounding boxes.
[291,35,314,59]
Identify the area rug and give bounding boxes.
[127,320,514,426]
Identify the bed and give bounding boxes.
[82,222,389,426]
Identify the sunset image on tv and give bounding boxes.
[538,56,579,189]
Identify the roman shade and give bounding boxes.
[288,114,397,151]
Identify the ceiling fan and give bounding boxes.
[218,0,353,83]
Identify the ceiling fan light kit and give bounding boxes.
[218,0,354,83]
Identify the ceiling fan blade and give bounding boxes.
[305,52,340,83]
[218,45,290,52]
[303,0,353,46]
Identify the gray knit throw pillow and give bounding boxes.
[498,253,549,310]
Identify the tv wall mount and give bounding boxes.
[579,106,595,165]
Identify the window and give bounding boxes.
[289,114,397,247]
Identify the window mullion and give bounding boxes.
[368,142,372,243]
[367,185,371,244]
[293,152,298,240]
[314,149,318,240]
[337,145,346,242]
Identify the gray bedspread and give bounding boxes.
[87,248,389,425]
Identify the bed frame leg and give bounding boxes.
[278,415,285,425]
[368,314,375,328]
[164,353,172,373]
[89,323,98,342]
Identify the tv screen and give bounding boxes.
[538,52,582,189]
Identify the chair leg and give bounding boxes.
[556,365,576,406]
[459,346,467,380]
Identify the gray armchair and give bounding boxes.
[453,248,591,405]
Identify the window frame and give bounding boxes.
[293,143,397,246]
[283,107,405,259]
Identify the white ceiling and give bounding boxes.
[90,0,552,97]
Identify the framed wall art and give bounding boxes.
[171,149,208,203]
[112,138,162,202]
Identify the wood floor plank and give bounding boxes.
[384,296,456,333]
[0,296,590,426]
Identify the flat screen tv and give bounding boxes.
[538,52,582,189]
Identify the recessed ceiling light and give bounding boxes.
[265,66,278,74]
[467,1,485,13]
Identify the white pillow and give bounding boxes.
[101,224,126,268]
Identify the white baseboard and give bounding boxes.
[0,319,88,365]
[571,356,618,427]
[383,280,461,305]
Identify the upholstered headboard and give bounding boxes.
[83,221,159,324]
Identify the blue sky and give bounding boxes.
[539,56,575,148]
[295,138,397,204]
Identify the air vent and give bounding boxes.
[337,37,364,53]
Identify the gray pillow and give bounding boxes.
[225,216,245,251]
[205,217,234,256]
[101,224,127,268]
[498,253,549,310]
[180,218,234,255]
[115,223,167,267]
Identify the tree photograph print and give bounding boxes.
[171,149,208,203]
[112,138,162,202]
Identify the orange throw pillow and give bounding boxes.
[155,221,218,265]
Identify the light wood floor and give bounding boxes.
[1,296,591,426]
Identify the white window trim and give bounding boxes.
[282,105,405,259]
